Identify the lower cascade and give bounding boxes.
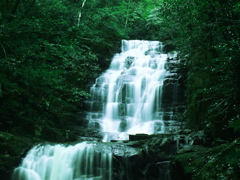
[12,40,184,180]
[12,142,113,180]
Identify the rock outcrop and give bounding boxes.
[112,131,205,180]
[161,53,185,133]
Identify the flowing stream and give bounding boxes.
[12,40,178,180]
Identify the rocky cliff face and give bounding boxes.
[161,53,185,133]
[111,131,205,180]
[112,135,174,180]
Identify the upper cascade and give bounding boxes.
[86,40,182,142]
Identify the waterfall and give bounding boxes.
[12,142,113,180]
[87,40,168,141]
[12,40,182,180]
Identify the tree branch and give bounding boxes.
[77,0,87,27]
[1,43,7,59]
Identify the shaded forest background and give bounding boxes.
[0,0,240,178]
[0,0,160,142]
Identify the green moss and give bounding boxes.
[194,140,240,180]
[170,139,240,180]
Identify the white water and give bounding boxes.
[12,142,112,180]
[12,40,171,180]
[87,40,168,141]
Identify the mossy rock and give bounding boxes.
[170,139,240,180]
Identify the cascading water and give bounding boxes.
[87,40,168,142]
[12,40,182,180]
[12,142,113,180]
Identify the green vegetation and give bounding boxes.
[171,139,240,180]
[0,0,155,177]
[1,0,240,179]
[151,1,240,179]
[0,0,146,177]
[0,0,152,141]
[150,0,240,141]
[0,132,40,179]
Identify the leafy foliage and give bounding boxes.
[0,0,157,143]
[0,0,149,142]
[150,0,240,140]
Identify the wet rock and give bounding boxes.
[129,134,150,141]
[112,134,177,180]
[179,129,193,134]
[143,161,170,180]
[177,145,207,154]
[78,136,101,142]
[125,56,135,69]
[110,130,207,180]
